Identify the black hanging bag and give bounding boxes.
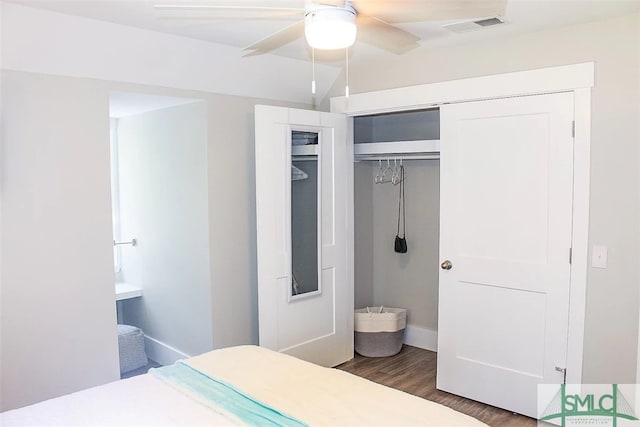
[394,165,408,253]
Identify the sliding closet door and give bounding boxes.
[255,105,351,367]
[437,93,574,417]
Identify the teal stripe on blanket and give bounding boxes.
[151,362,307,427]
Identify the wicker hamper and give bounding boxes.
[354,306,406,357]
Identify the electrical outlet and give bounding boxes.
[592,245,608,269]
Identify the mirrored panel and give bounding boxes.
[291,132,319,297]
[292,130,319,146]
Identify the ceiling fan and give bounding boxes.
[154,0,507,56]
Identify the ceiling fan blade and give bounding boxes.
[351,0,507,23]
[154,3,304,20]
[316,0,348,6]
[243,19,305,55]
[356,16,420,54]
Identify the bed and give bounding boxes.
[1,345,486,426]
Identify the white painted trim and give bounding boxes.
[565,88,591,385]
[336,62,593,384]
[331,62,594,115]
[637,312,640,413]
[144,335,191,366]
[637,319,640,413]
[345,118,356,360]
[354,140,440,156]
[404,324,438,352]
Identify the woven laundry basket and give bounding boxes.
[354,307,406,357]
[117,324,148,374]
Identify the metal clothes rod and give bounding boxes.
[114,239,137,247]
[291,156,318,162]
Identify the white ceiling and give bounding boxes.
[6,0,640,66]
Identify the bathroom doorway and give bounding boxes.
[109,91,213,378]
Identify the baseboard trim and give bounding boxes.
[404,324,438,352]
[144,335,191,366]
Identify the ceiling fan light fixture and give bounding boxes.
[304,6,357,50]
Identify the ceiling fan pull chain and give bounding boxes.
[345,47,350,98]
[311,48,316,95]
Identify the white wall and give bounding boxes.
[0,2,340,105]
[204,93,304,348]
[0,0,320,410]
[334,12,640,384]
[0,69,308,409]
[353,162,374,308]
[116,101,213,358]
[1,71,120,411]
[371,161,440,331]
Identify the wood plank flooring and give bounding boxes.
[120,359,161,380]
[336,345,536,427]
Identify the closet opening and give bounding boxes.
[353,108,441,352]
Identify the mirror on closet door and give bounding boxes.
[291,130,320,298]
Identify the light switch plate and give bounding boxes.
[592,245,608,269]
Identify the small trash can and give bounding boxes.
[117,324,148,374]
[354,306,406,357]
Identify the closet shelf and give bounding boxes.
[354,140,440,158]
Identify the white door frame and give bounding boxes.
[331,62,593,385]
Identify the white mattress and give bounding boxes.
[1,345,487,426]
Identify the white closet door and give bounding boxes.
[437,93,574,417]
[255,105,351,367]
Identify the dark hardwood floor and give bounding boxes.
[120,359,162,380]
[336,345,536,427]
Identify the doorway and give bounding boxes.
[352,92,576,418]
[109,91,212,376]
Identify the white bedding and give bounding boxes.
[185,345,486,426]
[1,345,487,426]
[0,372,237,426]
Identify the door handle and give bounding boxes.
[441,260,453,270]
